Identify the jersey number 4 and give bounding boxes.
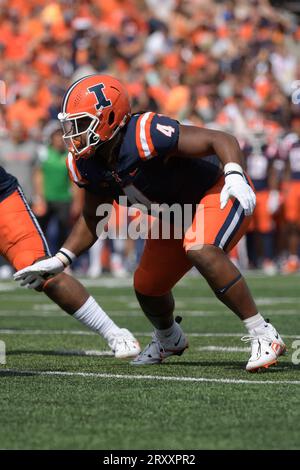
[156,123,175,137]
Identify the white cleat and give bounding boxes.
[131,318,188,366]
[242,321,286,372]
[108,328,141,359]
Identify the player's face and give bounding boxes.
[63,116,93,153]
[60,112,120,164]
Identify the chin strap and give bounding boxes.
[214,273,242,295]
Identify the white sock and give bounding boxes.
[73,296,120,341]
[155,321,180,342]
[243,313,267,334]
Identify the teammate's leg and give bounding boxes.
[40,272,140,358]
[0,188,140,358]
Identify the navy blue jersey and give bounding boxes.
[66,113,222,209]
[0,166,18,203]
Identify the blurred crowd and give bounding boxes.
[0,0,300,277]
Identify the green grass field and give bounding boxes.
[0,274,300,450]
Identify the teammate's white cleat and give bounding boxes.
[242,321,286,372]
[131,318,188,365]
[108,328,141,359]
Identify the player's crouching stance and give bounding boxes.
[0,170,140,359]
[14,74,286,372]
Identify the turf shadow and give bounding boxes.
[7,350,114,358]
[161,360,300,372]
[160,360,246,368]
[0,370,37,377]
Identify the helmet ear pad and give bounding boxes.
[108,111,115,126]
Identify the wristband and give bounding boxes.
[224,162,243,175]
[56,248,76,267]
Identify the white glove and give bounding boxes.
[17,273,47,289]
[267,190,280,215]
[13,249,75,289]
[220,163,256,216]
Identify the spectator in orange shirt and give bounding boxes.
[6,85,49,138]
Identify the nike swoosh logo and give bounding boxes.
[129,168,138,177]
[174,334,182,347]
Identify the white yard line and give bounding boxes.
[0,329,94,335]
[197,346,250,352]
[54,349,114,356]
[0,309,298,318]
[3,292,300,304]
[0,311,67,317]
[0,310,220,318]
[1,368,300,385]
[0,328,299,339]
[74,278,134,288]
[0,310,217,318]
[0,285,16,292]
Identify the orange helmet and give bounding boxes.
[58,74,131,158]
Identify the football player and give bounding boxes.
[0,165,140,358]
[245,131,281,274]
[14,74,286,371]
[281,117,300,273]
